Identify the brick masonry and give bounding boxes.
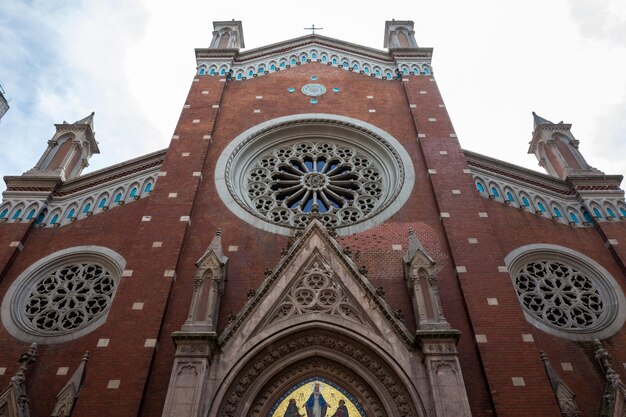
[0,62,624,417]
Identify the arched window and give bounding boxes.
[620,207,626,217]
[269,64,276,71]
[537,202,546,213]
[300,54,307,62]
[385,72,393,80]
[593,207,603,219]
[291,58,297,65]
[553,207,562,218]
[402,68,408,75]
[144,183,153,193]
[219,68,226,75]
[0,208,7,219]
[506,192,515,203]
[569,212,579,224]
[248,69,254,77]
[236,72,243,80]
[375,69,381,77]
[209,68,216,75]
[423,67,431,75]
[364,66,370,74]
[521,196,530,207]
[413,67,420,75]
[582,210,593,223]
[476,183,485,193]
[321,55,328,63]
[311,52,317,60]
[50,214,59,225]
[198,68,205,75]
[280,61,287,68]
[66,208,76,219]
[114,193,123,203]
[83,203,92,214]
[130,187,137,198]
[26,209,36,220]
[490,187,500,198]
[353,64,360,71]
[607,207,616,218]
[258,66,265,74]
[98,198,107,209]
[12,209,22,220]
[332,58,338,65]
[36,209,47,224]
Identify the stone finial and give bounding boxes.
[404,227,433,265]
[74,111,95,131]
[16,343,37,377]
[594,339,622,386]
[210,20,245,49]
[528,111,604,179]
[384,20,418,49]
[540,350,581,417]
[51,351,90,416]
[23,112,99,181]
[532,111,554,129]
[196,229,227,267]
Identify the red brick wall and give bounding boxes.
[0,63,623,417]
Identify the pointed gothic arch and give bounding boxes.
[212,325,427,417]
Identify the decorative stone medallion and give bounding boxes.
[301,84,327,97]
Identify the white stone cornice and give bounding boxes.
[196,35,433,80]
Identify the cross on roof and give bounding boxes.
[304,24,323,35]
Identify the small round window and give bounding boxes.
[2,246,125,344]
[215,114,415,236]
[506,244,626,341]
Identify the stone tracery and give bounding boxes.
[514,260,604,330]
[217,331,420,417]
[24,262,115,334]
[247,140,385,229]
[269,259,365,326]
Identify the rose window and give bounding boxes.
[24,262,116,333]
[506,246,626,341]
[514,260,605,330]
[216,115,415,236]
[247,141,384,229]
[2,246,124,344]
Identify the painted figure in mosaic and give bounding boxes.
[283,398,304,417]
[305,383,328,417]
[330,400,348,417]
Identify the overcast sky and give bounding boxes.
[1,0,625,189]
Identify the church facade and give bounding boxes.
[0,19,625,417]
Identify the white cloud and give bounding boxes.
[568,0,626,47]
[0,0,625,193]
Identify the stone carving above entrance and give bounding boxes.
[267,376,366,417]
[217,330,419,417]
[268,255,366,327]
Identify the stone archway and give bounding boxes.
[215,329,425,417]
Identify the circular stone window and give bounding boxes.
[215,114,414,236]
[1,246,125,344]
[505,244,626,341]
